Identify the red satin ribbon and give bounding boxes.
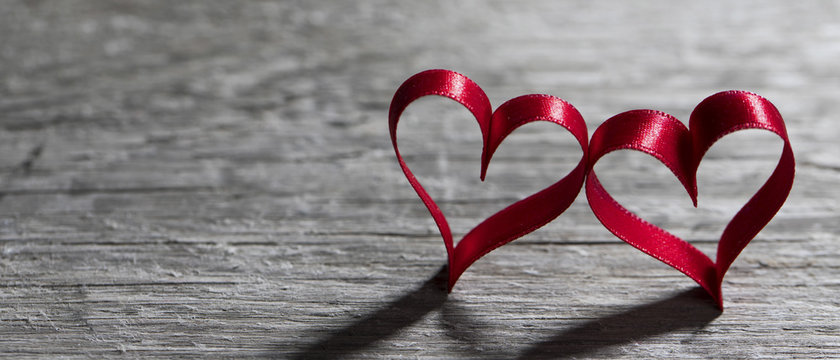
[586,91,795,309]
[389,69,589,290]
[390,70,794,308]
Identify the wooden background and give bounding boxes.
[1,1,838,358]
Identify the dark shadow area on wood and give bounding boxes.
[439,297,509,359]
[289,266,448,359]
[516,288,721,359]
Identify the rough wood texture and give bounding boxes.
[1,1,838,358]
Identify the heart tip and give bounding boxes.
[688,184,698,207]
[710,288,723,311]
[480,149,491,181]
[714,297,724,311]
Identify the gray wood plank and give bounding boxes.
[1,1,838,358]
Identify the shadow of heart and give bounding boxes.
[516,288,721,359]
[289,266,448,359]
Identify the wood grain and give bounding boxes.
[1,1,838,358]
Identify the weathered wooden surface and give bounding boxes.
[1,1,838,358]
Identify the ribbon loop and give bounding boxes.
[688,91,795,282]
[390,70,588,290]
[586,91,795,308]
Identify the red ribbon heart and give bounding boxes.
[586,91,795,309]
[390,70,794,308]
[389,69,589,290]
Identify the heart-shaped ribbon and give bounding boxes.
[389,69,589,290]
[390,69,794,308]
[586,91,795,308]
